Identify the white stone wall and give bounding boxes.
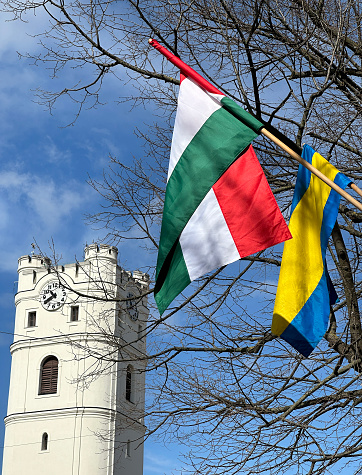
[3,410,114,474]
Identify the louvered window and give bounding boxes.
[39,356,58,395]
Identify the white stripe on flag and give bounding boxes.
[179,188,240,281]
[168,78,224,180]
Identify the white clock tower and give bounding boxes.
[2,244,148,475]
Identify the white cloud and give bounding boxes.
[0,168,98,272]
[42,136,72,164]
[0,170,87,228]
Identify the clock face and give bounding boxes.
[40,281,67,311]
[126,292,138,321]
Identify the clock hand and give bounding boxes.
[44,293,56,304]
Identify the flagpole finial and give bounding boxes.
[148,38,153,44]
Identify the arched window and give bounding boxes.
[41,432,48,451]
[125,440,131,458]
[39,356,58,395]
[126,365,133,402]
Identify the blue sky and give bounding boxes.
[0,10,182,474]
[2,9,359,475]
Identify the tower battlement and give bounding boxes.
[18,254,49,270]
[84,243,118,262]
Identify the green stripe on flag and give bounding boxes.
[156,105,261,280]
[154,240,191,314]
[220,97,263,133]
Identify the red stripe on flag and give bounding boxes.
[212,145,292,258]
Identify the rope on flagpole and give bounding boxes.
[148,38,362,213]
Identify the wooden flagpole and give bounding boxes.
[351,183,362,199]
[261,128,362,212]
[149,39,362,213]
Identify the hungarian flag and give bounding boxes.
[151,41,292,314]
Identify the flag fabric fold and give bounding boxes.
[154,73,292,314]
[272,144,352,356]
